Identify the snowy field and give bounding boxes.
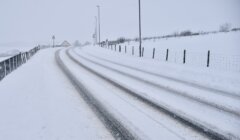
[110,31,240,72]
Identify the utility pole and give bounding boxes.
[97,5,101,46]
[52,35,55,48]
[138,0,142,57]
[95,16,98,45]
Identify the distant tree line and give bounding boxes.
[104,23,240,46]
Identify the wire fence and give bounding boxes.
[0,46,40,81]
[103,44,240,73]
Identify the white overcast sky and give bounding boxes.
[0,0,239,46]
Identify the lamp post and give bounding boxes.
[138,0,142,57]
[52,35,55,48]
[97,5,101,46]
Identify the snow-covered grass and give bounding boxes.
[80,46,240,95]
[0,46,35,62]
[108,32,240,72]
[0,56,10,62]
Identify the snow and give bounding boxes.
[0,31,240,139]
[71,47,240,139]
[80,45,240,94]
[0,48,113,140]
[1,0,240,139]
[73,49,240,115]
[58,48,208,140]
[119,31,240,72]
[0,43,239,139]
[0,57,10,62]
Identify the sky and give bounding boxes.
[0,0,240,47]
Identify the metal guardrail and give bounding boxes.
[0,46,40,81]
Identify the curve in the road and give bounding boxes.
[67,48,231,140]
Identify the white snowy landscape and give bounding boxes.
[0,0,240,140]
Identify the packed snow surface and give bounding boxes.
[0,48,113,140]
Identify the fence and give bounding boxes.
[102,44,240,73]
[0,46,40,81]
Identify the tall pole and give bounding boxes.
[95,16,98,45]
[138,0,142,57]
[97,5,101,46]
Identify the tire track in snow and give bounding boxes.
[55,49,138,140]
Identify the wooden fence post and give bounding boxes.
[166,49,169,61]
[9,59,12,72]
[119,45,121,52]
[115,45,116,51]
[125,46,127,53]
[142,47,144,57]
[207,50,210,67]
[4,61,6,77]
[132,46,134,55]
[152,48,155,59]
[183,50,186,64]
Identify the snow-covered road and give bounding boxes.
[0,46,240,140]
[0,48,113,140]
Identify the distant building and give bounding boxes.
[61,41,71,47]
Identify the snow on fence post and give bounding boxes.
[125,46,127,53]
[166,49,169,61]
[152,48,155,59]
[119,45,121,52]
[183,49,186,64]
[142,47,144,57]
[207,50,210,67]
[132,46,134,55]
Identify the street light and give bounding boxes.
[138,0,142,57]
[97,5,101,46]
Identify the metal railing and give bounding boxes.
[0,46,40,81]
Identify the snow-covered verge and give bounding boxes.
[114,31,240,72]
[0,49,21,62]
[0,48,113,140]
[0,46,35,62]
[80,46,240,95]
[0,56,11,62]
[0,46,33,54]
